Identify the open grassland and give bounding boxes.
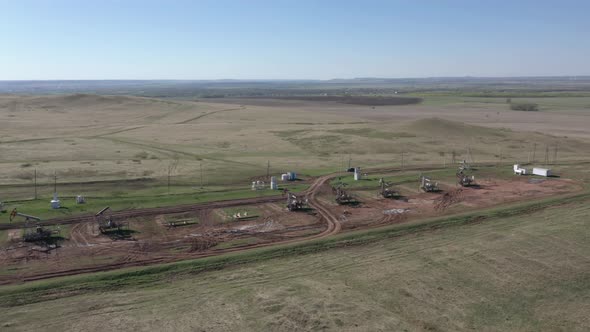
[0,192,588,331]
[2,93,589,196]
[1,92,590,222]
[1,84,589,331]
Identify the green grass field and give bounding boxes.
[1,182,308,222]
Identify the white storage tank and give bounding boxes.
[354,167,362,181]
[76,195,85,204]
[50,192,61,209]
[281,174,289,181]
[287,172,297,181]
[532,168,552,177]
[270,176,278,190]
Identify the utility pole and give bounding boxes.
[53,171,57,193]
[553,143,558,164]
[467,147,474,165]
[34,168,37,200]
[266,160,270,180]
[348,154,351,170]
[167,165,171,194]
[528,150,531,164]
[544,145,549,166]
[531,143,537,163]
[200,162,203,188]
[400,150,404,170]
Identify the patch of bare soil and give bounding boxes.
[337,177,580,230]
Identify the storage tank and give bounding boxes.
[354,167,362,181]
[281,174,289,181]
[251,181,257,190]
[270,176,278,190]
[50,192,61,209]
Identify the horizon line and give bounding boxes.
[1,75,590,82]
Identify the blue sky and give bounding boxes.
[1,0,588,79]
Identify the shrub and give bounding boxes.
[510,103,539,112]
[134,151,149,159]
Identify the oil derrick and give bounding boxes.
[379,178,399,198]
[333,183,354,205]
[9,208,55,242]
[95,207,127,233]
[286,191,307,211]
[456,169,476,187]
[419,175,439,192]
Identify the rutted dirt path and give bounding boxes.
[305,174,341,235]
[0,175,342,284]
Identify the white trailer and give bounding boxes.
[532,168,552,177]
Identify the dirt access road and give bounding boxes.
[0,175,343,284]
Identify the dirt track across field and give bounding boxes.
[0,175,343,284]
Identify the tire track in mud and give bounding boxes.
[69,223,91,247]
[305,175,342,236]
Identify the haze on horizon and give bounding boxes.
[1,0,589,80]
